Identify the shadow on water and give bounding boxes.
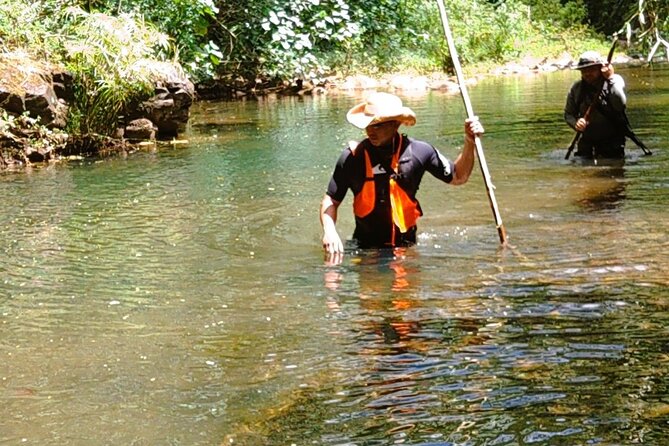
[572,165,627,211]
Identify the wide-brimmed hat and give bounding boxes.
[573,51,605,70]
[346,92,416,129]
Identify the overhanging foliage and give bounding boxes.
[0,0,667,87]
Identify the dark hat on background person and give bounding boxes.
[573,51,605,70]
[346,92,416,129]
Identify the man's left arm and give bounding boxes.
[602,65,627,111]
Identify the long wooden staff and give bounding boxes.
[435,0,508,245]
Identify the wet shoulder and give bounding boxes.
[338,139,369,168]
[403,136,436,160]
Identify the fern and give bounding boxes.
[59,7,176,135]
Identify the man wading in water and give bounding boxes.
[564,50,627,160]
[319,92,484,263]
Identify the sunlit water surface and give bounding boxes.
[1,66,668,445]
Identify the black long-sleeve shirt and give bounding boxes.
[564,74,627,142]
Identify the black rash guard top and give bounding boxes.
[326,134,454,248]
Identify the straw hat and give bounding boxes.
[346,92,416,129]
[573,51,605,70]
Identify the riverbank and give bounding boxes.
[0,51,646,172]
[0,51,194,171]
[195,53,644,100]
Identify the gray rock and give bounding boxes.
[125,118,157,141]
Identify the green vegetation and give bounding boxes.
[1,0,668,110]
[60,7,178,134]
[3,1,668,82]
[0,0,180,136]
[75,0,665,82]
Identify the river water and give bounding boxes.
[1,65,668,445]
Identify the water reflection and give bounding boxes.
[318,251,512,444]
[574,166,626,211]
[326,249,422,346]
[281,250,662,445]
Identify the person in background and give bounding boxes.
[319,92,484,262]
[564,50,627,159]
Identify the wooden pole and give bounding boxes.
[435,0,508,245]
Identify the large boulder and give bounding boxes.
[126,60,195,138]
[0,52,69,129]
[0,53,195,169]
[0,54,195,141]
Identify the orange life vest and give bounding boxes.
[351,135,422,236]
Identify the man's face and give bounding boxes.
[365,120,401,147]
[580,65,603,85]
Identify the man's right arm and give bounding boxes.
[321,148,352,255]
[564,83,580,130]
[320,194,344,254]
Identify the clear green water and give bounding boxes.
[1,66,668,445]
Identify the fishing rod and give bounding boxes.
[435,0,508,246]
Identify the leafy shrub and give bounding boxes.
[89,0,221,82]
[255,0,361,81]
[59,7,176,134]
[0,0,66,58]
